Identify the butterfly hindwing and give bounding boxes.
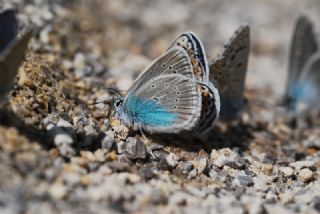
[123,74,201,133]
[292,52,320,105]
[209,24,250,120]
[166,32,209,82]
[166,32,221,133]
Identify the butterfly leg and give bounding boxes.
[139,126,150,144]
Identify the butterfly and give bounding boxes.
[0,9,33,102]
[110,47,203,133]
[209,24,250,121]
[166,32,221,133]
[283,15,319,112]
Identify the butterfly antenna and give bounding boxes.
[89,97,114,105]
[104,88,121,97]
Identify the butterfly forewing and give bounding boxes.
[0,27,33,101]
[209,24,250,120]
[124,74,201,133]
[129,47,196,93]
[285,15,318,105]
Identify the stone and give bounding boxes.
[253,176,269,192]
[234,174,254,187]
[290,160,315,170]
[298,168,314,183]
[101,135,114,151]
[188,169,198,179]
[211,148,244,169]
[279,166,294,178]
[192,157,208,174]
[165,153,179,168]
[124,137,147,160]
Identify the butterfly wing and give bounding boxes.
[0,9,18,52]
[284,15,318,105]
[291,52,320,107]
[209,24,250,120]
[166,32,209,82]
[166,32,221,133]
[123,74,201,133]
[0,29,33,100]
[129,47,196,93]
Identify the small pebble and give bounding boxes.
[289,160,315,170]
[298,168,314,183]
[279,166,294,178]
[124,137,146,160]
[165,153,179,168]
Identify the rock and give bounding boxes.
[265,188,278,203]
[150,189,167,205]
[241,196,267,214]
[44,117,76,157]
[165,153,179,168]
[182,162,194,174]
[49,182,67,200]
[279,191,294,205]
[253,176,269,192]
[251,161,273,175]
[141,168,157,180]
[101,135,114,151]
[169,191,198,206]
[297,168,314,183]
[211,148,244,169]
[124,137,146,160]
[209,168,226,183]
[112,125,129,140]
[188,169,198,179]
[186,186,207,198]
[191,157,208,174]
[279,167,294,178]
[54,133,73,146]
[116,141,125,154]
[234,174,254,187]
[289,160,316,170]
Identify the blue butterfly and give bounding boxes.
[209,24,250,121]
[110,47,203,133]
[0,9,33,101]
[283,15,320,112]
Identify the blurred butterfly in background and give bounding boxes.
[283,15,319,113]
[209,24,250,121]
[0,9,33,102]
[166,32,220,134]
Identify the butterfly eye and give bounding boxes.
[115,100,123,107]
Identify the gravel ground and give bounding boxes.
[0,0,320,213]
